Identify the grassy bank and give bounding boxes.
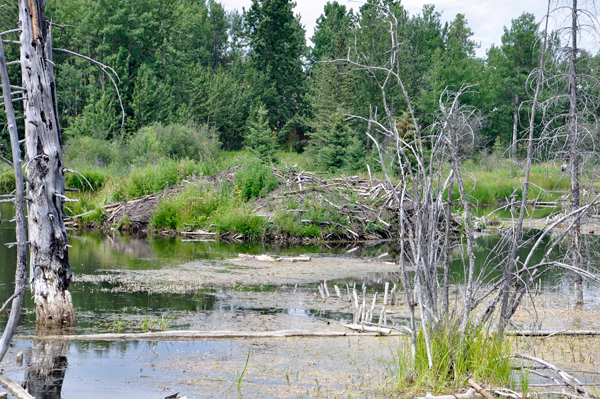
[0,145,579,240]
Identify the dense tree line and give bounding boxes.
[0,0,596,170]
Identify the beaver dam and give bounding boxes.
[75,167,461,242]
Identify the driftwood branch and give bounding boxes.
[29,329,400,341]
[467,379,495,399]
[0,30,28,363]
[415,388,484,399]
[506,330,600,337]
[0,288,24,314]
[0,372,34,399]
[513,354,589,395]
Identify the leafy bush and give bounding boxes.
[64,136,114,167]
[131,123,220,164]
[0,171,15,193]
[151,184,222,230]
[234,160,278,200]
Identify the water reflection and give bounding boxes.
[23,340,69,399]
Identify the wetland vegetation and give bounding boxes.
[0,0,600,398]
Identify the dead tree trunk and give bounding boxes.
[569,0,583,306]
[19,0,75,327]
[0,36,29,362]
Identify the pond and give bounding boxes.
[0,202,599,398]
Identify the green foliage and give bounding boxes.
[151,179,268,238]
[64,167,114,192]
[245,0,307,132]
[234,160,279,200]
[457,159,570,204]
[132,123,221,163]
[309,112,365,172]
[245,104,278,163]
[394,320,513,394]
[64,136,115,168]
[65,122,220,170]
[120,159,202,200]
[151,183,223,230]
[0,170,15,193]
[237,351,251,392]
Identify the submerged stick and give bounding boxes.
[383,282,389,305]
[513,354,588,395]
[334,284,341,298]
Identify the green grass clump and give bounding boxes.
[151,183,224,230]
[394,319,513,395]
[64,166,115,192]
[234,160,279,200]
[151,181,268,238]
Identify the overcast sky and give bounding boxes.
[220,0,598,58]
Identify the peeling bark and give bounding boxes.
[19,0,75,327]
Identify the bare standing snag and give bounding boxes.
[19,0,75,327]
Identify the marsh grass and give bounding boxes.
[393,319,513,396]
[237,351,251,392]
[151,179,269,238]
[457,159,571,205]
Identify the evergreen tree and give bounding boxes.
[311,1,353,62]
[244,0,307,136]
[245,104,278,162]
[481,13,540,155]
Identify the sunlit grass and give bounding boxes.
[393,319,514,396]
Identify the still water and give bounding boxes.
[0,202,598,398]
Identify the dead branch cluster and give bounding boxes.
[270,168,461,241]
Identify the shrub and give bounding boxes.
[151,183,223,230]
[130,123,221,164]
[64,136,114,167]
[234,160,278,200]
[0,170,15,193]
[64,167,114,192]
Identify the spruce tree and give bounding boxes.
[245,0,307,136]
[245,104,278,163]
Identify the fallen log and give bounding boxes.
[280,256,311,262]
[415,388,483,399]
[342,323,392,336]
[506,330,600,337]
[236,254,311,262]
[182,230,216,236]
[512,354,589,396]
[21,329,401,341]
[0,372,34,399]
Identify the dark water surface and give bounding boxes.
[0,202,599,398]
